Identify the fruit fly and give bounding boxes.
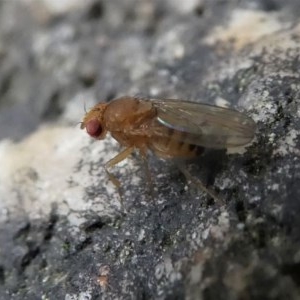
[81,96,256,202]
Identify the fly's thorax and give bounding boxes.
[103,97,155,131]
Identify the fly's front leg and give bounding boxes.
[105,147,134,206]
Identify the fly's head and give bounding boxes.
[81,103,108,140]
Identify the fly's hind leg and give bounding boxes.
[105,147,134,206]
[176,163,225,206]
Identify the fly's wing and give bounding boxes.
[151,99,256,149]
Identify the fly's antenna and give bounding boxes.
[75,121,84,129]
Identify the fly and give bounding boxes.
[80,96,256,204]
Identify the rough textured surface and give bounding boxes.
[0,0,300,299]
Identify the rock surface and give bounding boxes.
[0,0,300,299]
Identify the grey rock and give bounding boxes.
[0,0,299,299]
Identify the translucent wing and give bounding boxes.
[151,99,256,149]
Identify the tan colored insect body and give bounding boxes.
[81,96,256,199]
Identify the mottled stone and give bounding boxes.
[0,0,300,299]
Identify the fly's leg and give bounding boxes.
[176,163,225,206]
[105,147,134,206]
[139,149,153,198]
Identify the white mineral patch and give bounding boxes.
[204,9,285,50]
[21,0,92,16]
[274,129,300,156]
[0,123,128,226]
[166,0,203,14]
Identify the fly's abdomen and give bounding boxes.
[149,126,204,159]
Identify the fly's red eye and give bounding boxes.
[86,119,102,137]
